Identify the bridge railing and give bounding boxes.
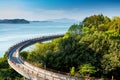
[8,58,71,80]
[7,34,85,80]
[17,34,69,74]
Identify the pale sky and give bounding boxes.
[0,0,120,21]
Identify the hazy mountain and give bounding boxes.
[47,18,78,22]
[31,18,78,23]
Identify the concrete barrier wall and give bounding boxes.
[8,59,31,79]
[8,34,84,80]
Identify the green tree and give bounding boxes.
[67,23,83,36]
[0,52,24,80]
[78,64,96,77]
[21,14,120,79]
[69,67,75,76]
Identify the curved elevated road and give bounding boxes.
[7,34,83,80]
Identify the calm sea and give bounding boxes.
[0,22,75,57]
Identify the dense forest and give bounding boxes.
[21,14,120,79]
[0,53,24,80]
[0,14,120,80]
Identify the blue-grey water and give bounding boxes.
[0,22,74,57]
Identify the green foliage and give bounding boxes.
[83,14,111,30]
[67,23,83,36]
[0,52,23,80]
[69,67,75,76]
[20,51,28,59]
[21,14,120,79]
[78,64,96,76]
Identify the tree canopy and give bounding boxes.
[0,52,24,80]
[20,14,120,79]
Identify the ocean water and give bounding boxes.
[0,22,74,57]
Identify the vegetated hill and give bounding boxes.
[0,19,30,24]
[21,14,120,80]
[0,52,24,80]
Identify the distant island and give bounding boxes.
[0,19,30,24]
[0,18,76,24]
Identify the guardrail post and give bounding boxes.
[6,35,85,80]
